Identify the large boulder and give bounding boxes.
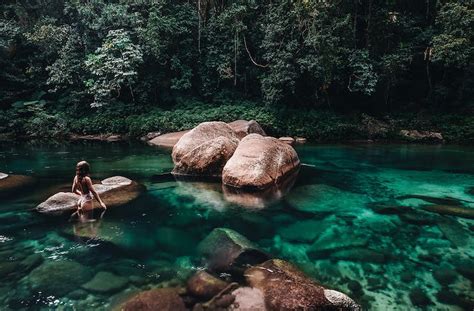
[36,176,145,215]
[245,259,361,310]
[223,134,300,190]
[228,120,266,139]
[198,228,269,273]
[28,260,93,296]
[0,173,35,197]
[118,288,186,311]
[172,122,239,177]
[148,130,190,148]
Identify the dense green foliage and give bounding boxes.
[0,0,472,141]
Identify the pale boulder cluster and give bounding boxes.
[166,120,301,190]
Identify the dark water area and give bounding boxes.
[0,141,473,310]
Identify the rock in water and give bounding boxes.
[119,288,186,311]
[399,130,443,143]
[0,173,35,197]
[223,134,300,190]
[197,228,269,273]
[409,288,432,307]
[82,271,128,293]
[230,287,267,311]
[245,259,361,310]
[148,130,190,148]
[186,271,228,299]
[28,260,93,296]
[172,122,239,177]
[437,218,471,248]
[228,120,266,139]
[422,204,474,219]
[36,176,145,215]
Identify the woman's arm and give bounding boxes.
[72,176,81,195]
[86,177,107,209]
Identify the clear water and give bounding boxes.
[0,141,473,310]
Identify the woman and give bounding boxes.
[70,161,107,222]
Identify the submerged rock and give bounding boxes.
[223,134,300,190]
[422,204,474,219]
[437,218,471,248]
[308,228,369,258]
[277,219,329,243]
[433,268,458,286]
[82,271,128,293]
[172,122,239,177]
[36,176,145,215]
[245,259,361,310]
[228,120,266,139]
[330,248,387,264]
[230,287,267,311]
[0,173,35,197]
[28,260,93,296]
[398,210,438,225]
[397,194,463,206]
[186,271,228,299]
[409,288,432,307]
[148,130,190,148]
[119,288,186,311]
[197,228,269,273]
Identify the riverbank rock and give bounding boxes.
[82,271,128,294]
[172,122,239,177]
[228,120,266,139]
[119,288,186,311]
[148,130,189,148]
[245,259,361,310]
[198,228,269,273]
[223,134,300,190]
[0,173,35,197]
[36,176,145,215]
[69,133,126,142]
[186,271,228,299]
[399,130,443,143]
[278,137,295,145]
[28,260,93,296]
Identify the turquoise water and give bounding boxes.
[0,141,473,310]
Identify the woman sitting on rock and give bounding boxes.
[70,161,107,222]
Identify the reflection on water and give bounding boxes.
[0,142,473,310]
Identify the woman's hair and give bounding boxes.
[76,161,91,179]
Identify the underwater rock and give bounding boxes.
[307,228,369,258]
[20,253,43,272]
[399,130,443,143]
[119,288,187,311]
[286,184,365,213]
[228,120,266,139]
[155,227,200,255]
[409,288,433,307]
[277,219,329,243]
[454,259,474,281]
[433,268,458,286]
[397,194,462,206]
[230,287,267,311]
[367,202,410,215]
[398,210,438,225]
[172,122,239,177]
[437,218,471,248]
[422,204,474,219]
[0,261,19,278]
[436,289,474,310]
[28,260,93,296]
[36,176,145,215]
[330,248,387,264]
[245,259,361,310]
[148,130,190,148]
[197,228,269,273]
[186,271,229,300]
[82,271,128,294]
[0,173,35,197]
[223,134,300,190]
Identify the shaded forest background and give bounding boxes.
[0,0,473,141]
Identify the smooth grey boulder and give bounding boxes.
[0,173,35,197]
[36,176,145,215]
[198,228,269,273]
